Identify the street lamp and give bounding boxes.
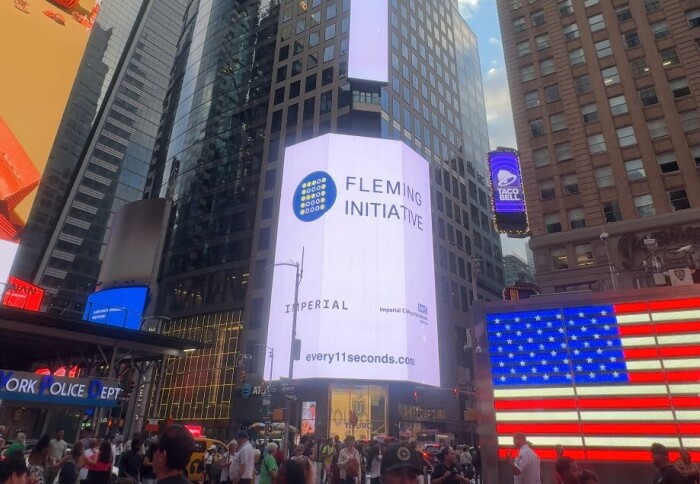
[448,241,483,304]
[599,231,619,291]
[270,249,304,457]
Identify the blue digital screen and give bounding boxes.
[488,149,529,235]
[83,286,148,330]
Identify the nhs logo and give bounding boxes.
[418,304,428,315]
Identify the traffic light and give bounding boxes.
[452,387,459,399]
[413,390,419,402]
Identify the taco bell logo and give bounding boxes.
[497,169,518,187]
[294,171,338,222]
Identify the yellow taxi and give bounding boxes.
[187,437,226,483]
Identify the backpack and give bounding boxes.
[345,454,359,479]
[58,460,77,484]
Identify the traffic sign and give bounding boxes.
[285,393,298,402]
[281,385,295,393]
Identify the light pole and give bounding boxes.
[600,231,618,291]
[271,248,304,457]
[448,241,482,305]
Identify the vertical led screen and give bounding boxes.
[348,0,389,83]
[266,134,439,385]
[0,0,102,280]
[484,297,700,462]
[488,149,529,236]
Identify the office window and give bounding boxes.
[521,65,535,82]
[575,74,592,94]
[669,189,691,211]
[296,17,306,34]
[692,145,700,167]
[513,17,526,33]
[536,34,550,50]
[617,126,636,147]
[630,57,649,77]
[568,208,586,230]
[602,66,620,85]
[609,95,628,116]
[544,84,560,102]
[639,87,658,107]
[634,194,656,218]
[603,201,622,223]
[660,48,680,67]
[616,6,632,22]
[533,148,550,167]
[594,166,614,188]
[562,174,579,195]
[559,0,573,16]
[325,23,336,40]
[555,142,573,162]
[305,74,317,92]
[540,180,556,200]
[584,0,599,6]
[625,159,646,181]
[308,52,318,68]
[320,90,333,114]
[323,45,335,62]
[652,21,670,39]
[303,97,315,121]
[517,41,531,57]
[581,103,598,123]
[563,23,579,40]
[551,248,569,270]
[681,110,700,132]
[309,32,320,47]
[596,39,612,58]
[540,58,556,76]
[550,113,567,132]
[286,103,298,127]
[623,31,640,49]
[670,78,691,98]
[294,40,305,55]
[274,87,285,105]
[530,118,545,137]
[524,90,540,109]
[532,10,545,26]
[289,81,301,98]
[326,3,336,19]
[511,0,523,9]
[644,0,661,13]
[292,60,303,76]
[575,244,595,267]
[587,133,606,154]
[657,152,679,174]
[648,118,669,139]
[688,9,700,29]
[321,67,333,86]
[544,213,562,234]
[569,48,585,66]
[588,14,605,32]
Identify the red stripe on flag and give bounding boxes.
[628,370,700,383]
[585,449,662,462]
[496,423,582,435]
[614,302,649,314]
[498,448,587,460]
[679,423,700,434]
[494,398,577,410]
[499,448,700,462]
[619,322,700,336]
[625,346,700,358]
[648,298,700,311]
[496,422,684,436]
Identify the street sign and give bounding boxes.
[285,393,298,402]
[262,396,271,406]
[281,385,295,393]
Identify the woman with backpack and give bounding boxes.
[337,437,361,484]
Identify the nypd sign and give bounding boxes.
[0,370,121,407]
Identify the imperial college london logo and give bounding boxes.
[294,171,337,222]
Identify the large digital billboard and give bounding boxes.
[83,286,148,330]
[266,134,439,386]
[348,0,389,83]
[488,149,529,236]
[0,0,101,266]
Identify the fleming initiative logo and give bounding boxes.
[294,171,337,222]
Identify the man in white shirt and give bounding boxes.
[506,433,541,484]
[234,431,255,484]
[220,441,238,484]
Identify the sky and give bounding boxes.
[457,0,530,261]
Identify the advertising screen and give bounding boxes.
[266,134,439,385]
[83,286,148,330]
[2,276,45,311]
[488,149,529,236]
[348,0,388,83]
[484,297,700,462]
[0,0,101,263]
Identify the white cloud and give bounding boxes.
[488,36,501,46]
[458,0,480,19]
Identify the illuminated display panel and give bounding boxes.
[329,383,387,440]
[266,134,439,385]
[2,275,44,311]
[348,0,389,83]
[83,286,148,330]
[0,0,102,256]
[485,297,700,461]
[487,149,529,236]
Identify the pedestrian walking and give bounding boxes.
[27,435,51,484]
[84,441,113,484]
[47,429,69,484]
[79,440,99,484]
[675,448,700,484]
[337,437,361,484]
[219,441,238,484]
[431,447,469,484]
[5,431,27,460]
[152,425,195,484]
[56,441,85,484]
[379,444,423,484]
[259,443,278,484]
[233,432,255,484]
[554,457,581,484]
[141,439,158,484]
[506,433,541,484]
[119,438,144,484]
[652,443,684,484]
[320,438,335,484]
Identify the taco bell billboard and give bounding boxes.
[488,149,529,236]
[266,134,439,386]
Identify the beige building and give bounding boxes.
[497,0,700,293]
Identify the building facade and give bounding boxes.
[149,0,503,438]
[12,0,187,316]
[497,0,700,293]
[503,253,536,285]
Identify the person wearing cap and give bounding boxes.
[506,433,541,484]
[153,425,195,484]
[234,431,255,484]
[432,447,469,484]
[380,444,424,484]
[652,443,685,484]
